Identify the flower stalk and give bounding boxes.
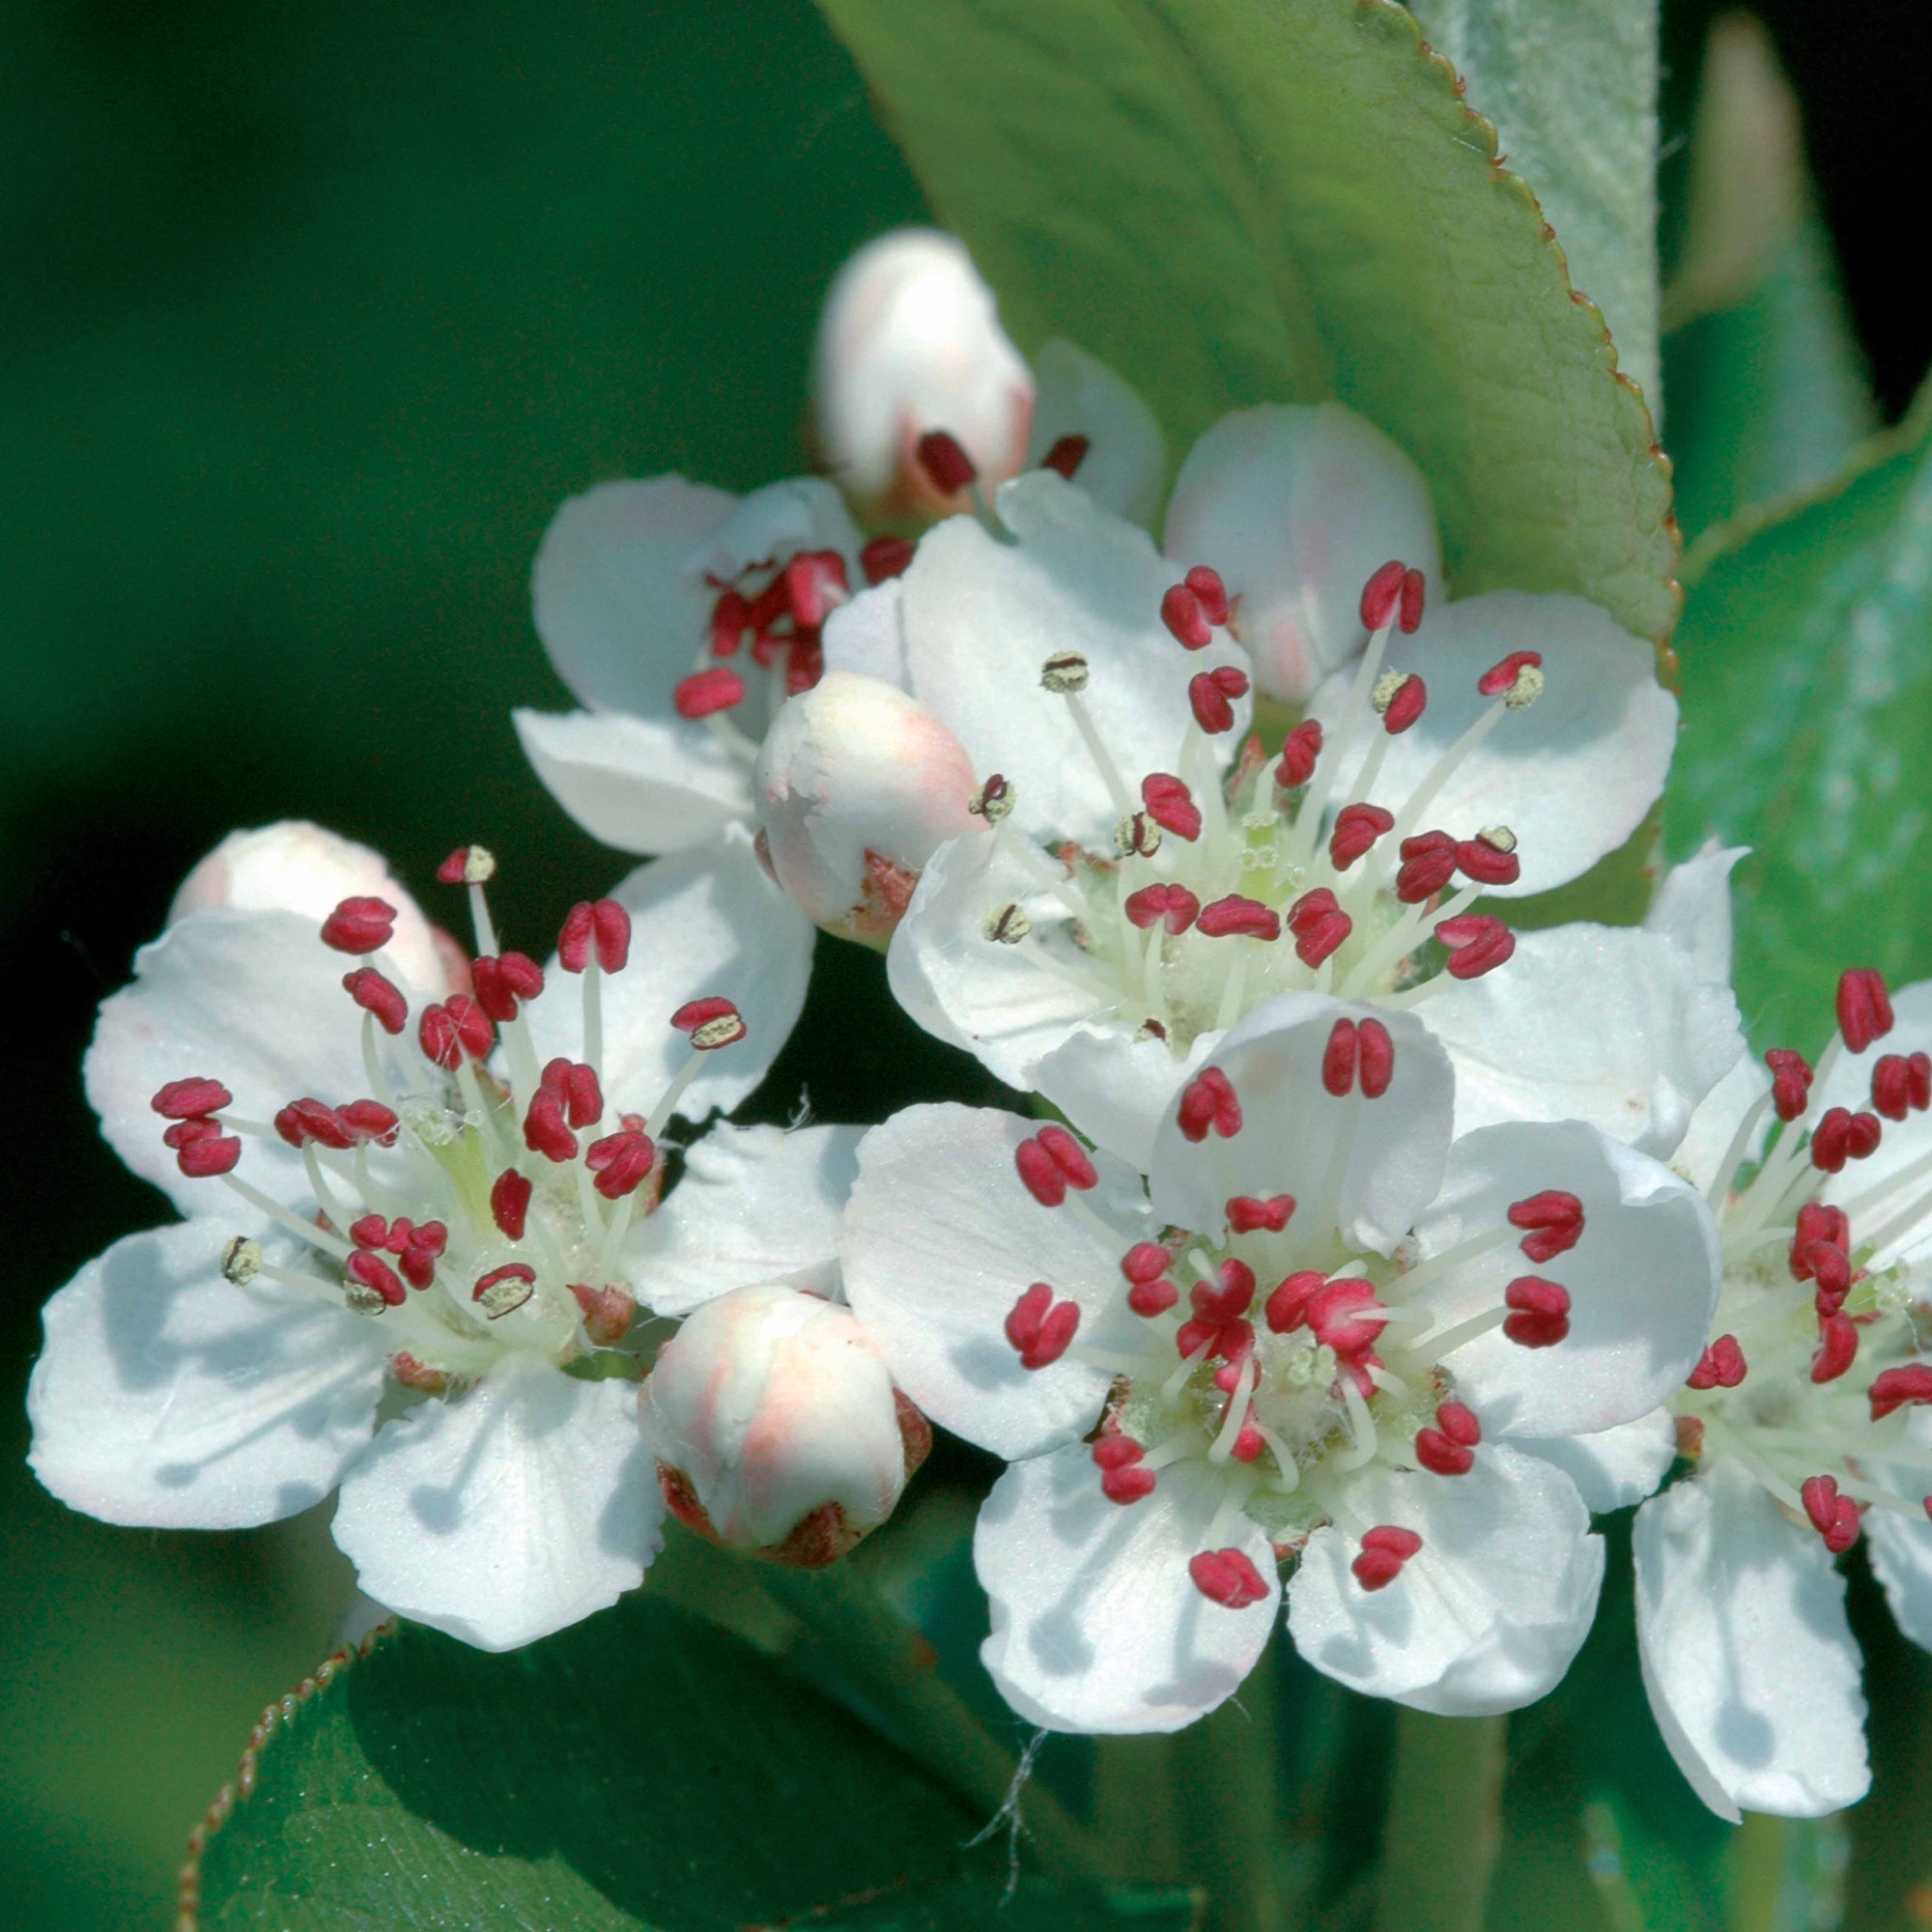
[1373,1711,1507,1932]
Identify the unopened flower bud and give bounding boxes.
[641,1283,928,1568]
[754,671,983,948]
[813,228,1034,514]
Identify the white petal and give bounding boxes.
[840,1104,1148,1461]
[1819,979,1932,1265]
[683,476,864,587]
[1634,1464,1869,1820]
[822,578,911,691]
[1146,993,1454,1258]
[332,1355,662,1652]
[1644,839,1747,982]
[886,831,1106,1087]
[1411,1122,1721,1438]
[522,826,813,1122]
[1034,1022,1219,1173]
[513,708,753,856]
[1424,924,1747,1157]
[634,1122,863,1318]
[1672,1054,1772,1197]
[899,471,1248,849]
[1027,339,1166,528]
[1287,1443,1602,1713]
[1163,403,1440,703]
[27,1219,386,1529]
[1307,591,1676,896]
[86,907,387,1217]
[976,1444,1278,1734]
[1868,1412,1932,1651]
[169,821,450,995]
[1517,1408,1678,1513]
[531,476,735,716]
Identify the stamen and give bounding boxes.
[1141,772,1203,841]
[418,995,495,1070]
[320,896,396,955]
[473,1262,537,1321]
[1801,1474,1862,1553]
[1124,883,1201,934]
[471,952,545,1024]
[1351,1524,1422,1591]
[346,1249,407,1308]
[1502,1276,1571,1348]
[1196,895,1281,941]
[1330,802,1396,871]
[1436,913,1515,980]
[152,1077,233,1120]
[1161,584,1214,650]
[1687,1334,1748,1389]
[1870,1366,1932,1421]
[1287,889,1351,967]
[490,1168,532,1238]
[1375,672,1427,734]
[1836,968,1894,1053]
[1014,1127,1099,1207]
[1093,1431,1157,1503]
[670,996,748,1051]
[1041,434,1091,481]
[1508,1190,1585,1263]
[1227,1193,1295,1234]
[1188,667,1249,735]
[1177,1067,1242,1142]
[1005,1282,1081,1369]
[1188,1547,1271,1608]
[343,967,408,1036]
[916,429,977,495]
[969,773,1015,822]
[1275,718,1322,790]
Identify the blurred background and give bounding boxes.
[4,1,1930,1924]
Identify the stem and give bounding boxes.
[1728,1812,1784,1932]
[756,1560,1109,1887]
[1373,1710,1507,1932]
[1174,1643,1283,1932]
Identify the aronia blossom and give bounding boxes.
[841,992,1721,1732]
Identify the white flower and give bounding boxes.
[840,992,1720,1733]
[840,469,1716,1168]
[1629,951,1932,1820]
[641,1281,930,1566]
[28,824,828,1653]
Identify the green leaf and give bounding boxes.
[1663,400,1932,1047]
[1406,0,1662,409]
[813,0,1677,641]
[185,1600,1188,1931]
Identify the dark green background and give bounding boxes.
[2,2,1926,1925]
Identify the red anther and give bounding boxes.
[1093,1431,1146,1471]
[1457,834,1521,888]
[471,951,546,1023]
[1323,1018,1359,1097]
[1435,1401,1482,1447]
[1414,1428,1474,1476]
[1188,666,1249,734]
[473,1261,538,1319]
[1352,1524,1423,1591]
[670,995,747,1048]
[1359,560,1407,632]
[1801,1475,1862,1554]
[1874,1053,1925,1120]
[1848,1111,1883,1160]
[1508,1190,1585,1264]
[1037,1125,1097,1188]
[582,898,631,973]
[342,966,408,1036]
[346,1249,407,1307]
[784,549,849,629]
[1232,1417,1266,1463]
[1380,673,1427,734]
[1306,1278,1385,1357]
[524,1091,579,1165]
[745,576,789,641]
[162,1119,218,1150]
[1185,565,1230,625]
[436,847,476,885]
[1437,913,1516,980]
[1809,1108,1857,1173]
[540,1058,603,1130]
[673,667,746,720]
[1012,1129,1095,1207]
[1189,1547,1270,1608]
[1100,1461,1157,1504]
[411,1220,447,1257]
[1005,1282,1080,1369]
[491,1167,532,1239]
[784,635,824,696]
[1185,1260,1257,1331]
[1227,1193,1295,1235]
[1358,1018,1394,1098]
[1264,1269,1325,1333]
[339,1099,400,1146]
[1793,1236,1852,1305]
[1765,1048,1814,1123]
[1177,1066,1242,1143]
[1287,888,1352,968]
[1121,1242,1172,1285]
[1796,1203,1850,1254]
[1196,895,1281,941]
[151,1077,233,1121]
[1395,830,1458,904]
[1503,1276,1571,1348]
[1128,1276,1179,1317]
[321,895,397,955]
[1140,772,1203,841]
[1161,583,1213,650]
[1041,433,1092,480]
[1123,883,1203,935]
[1477,650,1543,697]
[1870,1366,1932,1420]
[350,1213,389,1250]
[418,994,494,1069]
[1912,1053,1932,1110]
[916,429,977,493]
[1276,718,1322,789]
[397,1244,437,1291]
[860,533,915,583]
[1837,968,1894,1053]
[585,1127,658,1200]
[710,586,751,657]
[1398,568,1426,635]
[281,1097,354,1150]
[1810,1313,1860,1384]
[1329,802,1396,870]
[1687,1333,1748,1390]
[176,1130,242,1178]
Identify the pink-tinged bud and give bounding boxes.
[168,820,454,994]
[754,671,982,948]
[641,1283,927,1567]
[813,229,1034,514]
[1162,404,1439,701]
